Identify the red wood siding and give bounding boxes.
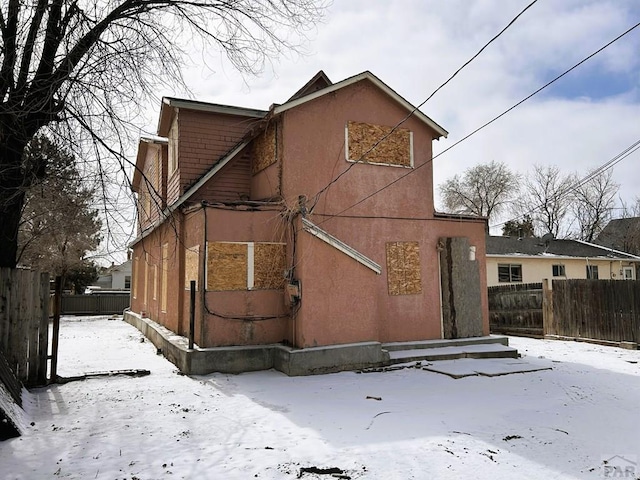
[190,151,252,203]
[176,110,260,198]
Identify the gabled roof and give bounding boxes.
[594,217,640,255]
[135,70,449,214]
[157,97,267,136]
[286,70,332,102]
[486,236,640,260]
[273,71,448,139]
[132,136,168,192]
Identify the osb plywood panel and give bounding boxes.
[254,243,286,290]
[348,121,411,166]
[185,246,199,290]
[207,242,248,291]
[386,241,422,295]
[251,122,277,174]
[161,244,168,312]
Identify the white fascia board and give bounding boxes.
[301,217,381,274]
[486,253,640,262]
[163,97,267,118]
[573,239,640,260]
[273,72,448,139]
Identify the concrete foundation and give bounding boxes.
[123,311,515,376]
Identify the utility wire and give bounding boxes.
[308,19,640,231]
[309,0,539,208]
[490,138,640,230]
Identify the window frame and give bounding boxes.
[498,263,523,283]
[586,264,599,280]
[168,115,178,176]
[552,264,566,277]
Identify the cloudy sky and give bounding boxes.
[141,0,640,226]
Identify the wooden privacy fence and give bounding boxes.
[488,283,544,337]
[548,279,640,343]
[489,279,640,345]
[57,293,130,316]
[0,268,49,386]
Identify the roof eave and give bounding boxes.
[273,71,448,139]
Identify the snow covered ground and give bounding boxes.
[1,315,639,479]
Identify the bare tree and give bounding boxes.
[619,196,640,218]
[515,164,575,238]
[0,0,327,268]
[439,160,520,232]
[571,169,619,242]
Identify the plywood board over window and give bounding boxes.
[251,122,277,174]
[386,241,422,295]
[207,242,248,291]
[206,241,286,291]
[254,243,286,289]
[346,121,413,167]
[161,244,168,313]
[185,246,200,290]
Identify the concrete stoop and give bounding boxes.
[383,336,518,365]
[123,311,517,376]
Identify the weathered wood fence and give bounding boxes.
[489,279,640,345]
[488,283,544,337]
[0,268,50,386]
[56,293,130,316]
[547,280,640,343]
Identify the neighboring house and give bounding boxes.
[128,70,489,373]
[594,217,640,256]
[96,260,132,290]
[486,235,640,286]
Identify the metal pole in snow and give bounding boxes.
[50,276,62,382]
[189,280,196,350]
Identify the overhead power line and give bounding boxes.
[309,18,640,230]
[490,137,640,230]
[309,0,539,208]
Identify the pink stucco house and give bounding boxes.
[126,71,495,374]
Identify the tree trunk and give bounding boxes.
[0,141,28,268]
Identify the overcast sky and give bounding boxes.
[140,0,640,224]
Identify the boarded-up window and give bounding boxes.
[254,243,286,289]
[207,242,248,291]
[144,253,149,305]
[161,244,168,312]
[346,121,412,167]
[132,256,138,299]
[185,246,199,290]
[153,265,158,300]
[386,242,422,295]
[251,122,277,174]
[206,242,285,291]
[168,116,178,175]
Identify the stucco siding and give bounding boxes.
[487,256,639,286]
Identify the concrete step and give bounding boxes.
[382,335,509,352]
[384,339,518,365]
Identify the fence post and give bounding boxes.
[542,278,553,337]
[50,276,62,382]
[189,280,196,350]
